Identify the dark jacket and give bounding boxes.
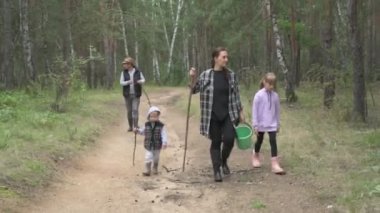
[144,121,165,150]
[122,69,142,98]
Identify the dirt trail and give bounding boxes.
[16,89,325,213]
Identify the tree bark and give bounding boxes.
[101,0,117,89]
[0,0,15,89]
[348,0,366,121]
[134,18,139,65]
[290,3,301,87]
[167,0,184,74]
[19,0,36,83]
[322,0,335,108]
[265,0,297,102]
[52,0,72,112]
[264,5,273,72]
[117,0,129,57]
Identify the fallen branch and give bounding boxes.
[162,165,181,173]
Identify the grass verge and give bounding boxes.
[0,89,121,205]
[175,84,379,212]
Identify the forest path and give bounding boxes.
[16,88,325,213]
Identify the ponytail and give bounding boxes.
[259,77,265,89]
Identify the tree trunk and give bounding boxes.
[264,5,273,72]
[118,0,129,57]
[322,0,335,108]
[167,0,184,74]
[366,0,374,81]
[290,3,300,88]
[134,18,139,65]
[41,5,52,89]
[87,45,96,89]
[265,0,297,102]
[153,49,161,84]
[0,0,15,89]
[19,0,36,83]
[104,38,116,89]
[52,0,71,112]
[348,0,366,122]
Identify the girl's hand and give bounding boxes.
[254,127,259,136]
[162,144,167,150]
[277,127,280,134]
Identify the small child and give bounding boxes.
[251,72,285,175]
[135,106,168,176]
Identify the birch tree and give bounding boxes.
[264,0,297,102]
[19,0,36,82]
[167,0,184,74]
[117,0,129,57]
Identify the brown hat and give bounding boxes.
[122,57,135,66]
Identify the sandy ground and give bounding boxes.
[13,89,326,213]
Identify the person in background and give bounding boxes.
[134,106,168,176]
[120,57,145,131]
[189,47,244,182]
[251,72,285,175]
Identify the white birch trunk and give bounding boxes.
[118,0,129,56]
[134,19,139,65]
[265,0,296,102]
[158,3,171,49]
[265,0,288,75]
[169,0,174,21]
[19,0,35,81]
[153,49,161,83]
[167,0,184,74]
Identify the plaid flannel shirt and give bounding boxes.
[192,69,243,137]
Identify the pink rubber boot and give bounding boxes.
[271,157,286,175]
[251,152,261,168]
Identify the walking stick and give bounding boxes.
[133,117,137,166]
[142,87,152,107]
[182,71,196,172]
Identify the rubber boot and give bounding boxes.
[252,152,261,168]
[271,157,285,175]
[210,150,223,182]
[221,146,232,175]
[142,162,151,176]
[152,162,159,175]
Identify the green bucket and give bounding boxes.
[235,123,253,150]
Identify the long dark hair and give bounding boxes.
[211,47,229,80]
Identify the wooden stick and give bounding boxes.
[182,79,195,172]
[133,117,137,166]
[142,87,152,107]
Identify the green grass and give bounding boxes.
[251,200,266,209]
[175,83,380,212]
[0,89,120,201]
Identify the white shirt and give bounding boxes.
[119,68,146,94]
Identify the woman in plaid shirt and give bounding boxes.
[189,47,245,182]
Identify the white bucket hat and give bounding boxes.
[147,106,161,119]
